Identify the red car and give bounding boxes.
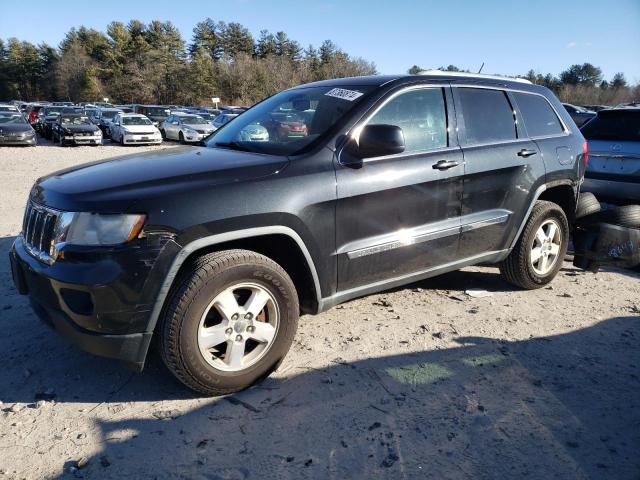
[265,112,308,141]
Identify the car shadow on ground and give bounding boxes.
[56,316,639,479]
[1,234,639,478]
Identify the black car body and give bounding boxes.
[10,72,587,393]
[563,103,596,127]
[0,112,37,145]
[52,114,103,146]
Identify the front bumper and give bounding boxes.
[0,135,37,145]
[123,134,162,145]
[63,134,102,145]
[9,234,179,368]
[184,132,212,142]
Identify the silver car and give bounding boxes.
[581,107,640,202]
[159,114,214,143]
[239,123,269,142]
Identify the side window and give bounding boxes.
[114,114,120,124]
[457,88,516,144]
[513,92,564,137]
[368,88,447,154]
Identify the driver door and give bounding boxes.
[335,86,464,291]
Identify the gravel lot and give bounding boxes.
[0,140,639,479]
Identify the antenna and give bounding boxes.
[478,62,485,74]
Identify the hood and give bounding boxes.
[32,146,289,212]
[0,124,33,134]
[61,124,99,133]
[121,124,158,133]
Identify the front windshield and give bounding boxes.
[123,116,152,125]
[61,116,92,125]
[206,85,375,155]
[44,107,62,116]
[0,113,26,124]
[181,115,206,125]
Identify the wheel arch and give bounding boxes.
[538,182,578,226]
[145,226,322,337]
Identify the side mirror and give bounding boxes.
[356,124,405,158]
[115,122,120,126]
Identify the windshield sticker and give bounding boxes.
[325,88,364,101]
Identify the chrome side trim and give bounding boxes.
[508,184,547,250]
[342,210,511,260]
[319,249,509,311]
[461,213,510,232]
[145,226,323,333]
[346,226,459,259]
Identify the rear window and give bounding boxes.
[457,88,516,144]
[581,110,640,142]
[513,92,564,137]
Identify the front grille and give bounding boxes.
[132,131,157,136]
[22,202,59,264]
[195,129,209,134]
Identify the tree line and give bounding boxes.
[408,63,639,106]
[0,18,376,106]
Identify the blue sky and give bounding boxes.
[2,0,639,82]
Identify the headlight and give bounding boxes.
[52,213,145,254]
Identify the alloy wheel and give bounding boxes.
[197,282,279,372]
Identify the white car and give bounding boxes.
[159,113,215,143]
[110,113,162,145]
[239,123,269,142]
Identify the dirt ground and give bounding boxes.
[0,140,638,480]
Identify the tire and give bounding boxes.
[575,192,601,219]
[119,132,125,146]
[159,249,299,396]
[59,134,66,147]
[500,200,569,289]
[160,129,166,140]
[604,205,640,228]
[179,131,185,144]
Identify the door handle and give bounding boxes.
[517,149,537,158]
[432,160,460,170]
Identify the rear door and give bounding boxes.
[335,85,464,291]
[452,86,545,258]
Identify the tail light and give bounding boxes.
[582,141,589,167]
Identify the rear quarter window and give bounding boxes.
[581,111,640,142]
[513,92,564,137]
[457,88,516,144]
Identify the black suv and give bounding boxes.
[10,72,586,395]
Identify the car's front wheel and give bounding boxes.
[500,200,569,289]
[159,249,299,395]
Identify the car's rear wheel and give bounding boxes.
[500,201,569,289]
[160,129,166,140]
[179,131,185,144]
[159,249,299,395]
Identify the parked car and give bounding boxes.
[0,111,37,145]
[263,111,309,141]
[580,107,640,202]
[94,107,123,136]
[562,103,596,127]
[10,71,587,395]
[52,114,102,146]
[26,105,45,126]
[38,106,65,139]
[211,113,238,131]
[109,113,162,145]
[581,104,608,112]
[52,101,74,106]
[159,113,214,143]
[0,104,21,113]
[132,105,171,125]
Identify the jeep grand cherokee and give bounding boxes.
[10,71,587,395]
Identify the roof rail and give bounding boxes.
[418,69,532,84]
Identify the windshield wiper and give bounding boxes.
[213,141,252,152]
